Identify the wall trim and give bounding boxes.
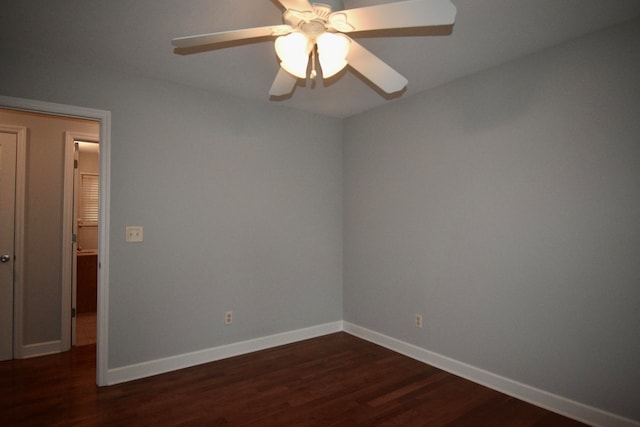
[106,321,343,386]
[21,340,62,359]
[100,319,638,426]
[343,322,640,427]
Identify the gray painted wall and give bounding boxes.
[344,18,640,420]
[0,48,343,368]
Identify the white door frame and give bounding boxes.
[0,95,111,386]
[62,132,99,350]
[0,124,26,360]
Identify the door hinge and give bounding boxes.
[71,308,77,318]
[72,233,77,243]
[74,159,78,169]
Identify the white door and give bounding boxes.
[0,131,17,361]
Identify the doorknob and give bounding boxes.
[0,255,10,263]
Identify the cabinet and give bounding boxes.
[77,254,97,313]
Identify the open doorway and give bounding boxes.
[0,108,98,356]
[0,95,111,385]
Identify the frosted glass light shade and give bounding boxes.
[317,33,350,78]
[275,32,311,79]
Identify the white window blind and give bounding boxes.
[80,173,99,225]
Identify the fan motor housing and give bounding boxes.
[301,20,326,38]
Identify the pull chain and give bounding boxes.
[310,46,318,80]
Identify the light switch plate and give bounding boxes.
[125,226,144,242]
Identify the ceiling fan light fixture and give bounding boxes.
[316,32,350,78]
[275,32,312,78]
[173,0,458,96]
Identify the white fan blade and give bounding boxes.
[346,39,408,94]
[277,0,315,12]
[269,67,299,97]
[330,0,456,33]
[172,25,292,54]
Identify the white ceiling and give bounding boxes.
[2,0,640,118]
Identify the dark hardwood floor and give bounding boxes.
[0,332,587,426]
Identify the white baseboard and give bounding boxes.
[106,321,343,386]
[103,320,638,427]
[21,340,62,359]
[343,322,639,427]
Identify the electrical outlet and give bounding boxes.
[415,313,423,329]
[225,310,233,325]
[125,226,143,242]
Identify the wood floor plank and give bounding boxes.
[0,332,587,426]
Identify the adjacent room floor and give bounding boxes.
[75,312,96,347]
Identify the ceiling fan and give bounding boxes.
[172,0,457,97]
